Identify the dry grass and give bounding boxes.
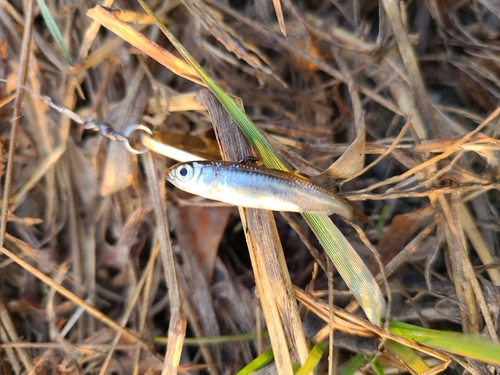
[1,0,499,374]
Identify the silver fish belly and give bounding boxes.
[165,161,367,222]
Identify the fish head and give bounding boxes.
[165,161,203,193]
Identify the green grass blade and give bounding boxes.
[36,0,84,96]
[295,342,328,374]
[390,321,500,365]
[372,359,385,375]
[36,0,73,63]
[341,354,365,375]
[138,0,386,326]
[385,340,430,374]
[303,213,386,325]
[236,348,275,375]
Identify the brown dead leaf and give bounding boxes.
[371,206,434,273]
[179,205,232,279]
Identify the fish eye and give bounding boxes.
[176,164,194,180]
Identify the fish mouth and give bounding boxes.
[165,163,180,177]
[165,166,176,182]
[165,168,176,186]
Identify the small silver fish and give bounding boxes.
[165,161,368,222]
